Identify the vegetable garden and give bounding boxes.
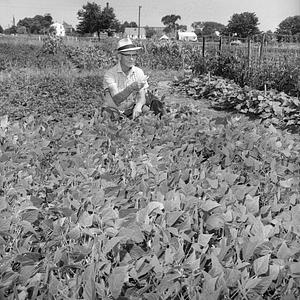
[0,36,299,300]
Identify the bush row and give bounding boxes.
[1,105,300,299]
[138,41,299,97]
[1,38,299,97]
[0,72,105,121]
[172,74,300,133]
[191,53,300,97]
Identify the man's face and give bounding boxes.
[119,50,138,69]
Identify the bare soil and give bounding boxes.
[156,80,232,120]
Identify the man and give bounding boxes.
[103,37,149,119]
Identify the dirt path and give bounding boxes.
[156,80,231,120]
[155,80,300,138]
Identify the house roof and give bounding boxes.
[178,31,197,37]
[63,21,73,29]
[51,22,64,28]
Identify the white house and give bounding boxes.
[178,31,197,42]
[50,22,65,37]
[124,27,146,39]
[62,22,74,35]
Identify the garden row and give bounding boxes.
[0,73,104,121]
[172,74,300,133]
[1,104,300,299]
[1,38,299,97]
[0,38,299,299]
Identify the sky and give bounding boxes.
[0,0,299,32]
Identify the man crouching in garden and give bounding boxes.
[103,37,149,119]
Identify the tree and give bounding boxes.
[226,12,260,38]
[76,2,119,37]
[99,5,117,31]
[17,17,32,31]
[30,15,45,34]
[109,19,121,34]
[191,21,204,37]
[0,25,3,33]
[40,14,53,31]
[17,26,27,34]
[161,14,181,34]
[4,26,17,35]
[127,21,138,27]
[77,2,102,35]
[120,21,137,33]
[191,21,225,37]
[264,30,276,43]
[144,26,157,38]
[178,25,187,32]
[275,15,300,35]
[17,14,53,34]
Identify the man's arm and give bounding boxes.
[103,71,132,106]
[110,85,134,106]
[106,82,145,106]
[103,69,147,108]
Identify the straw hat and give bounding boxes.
[117,37,142,52]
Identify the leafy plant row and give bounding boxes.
[191,53,300,97]
[1,39,299,97]
[0,73,104,121]
[136,40,299,97]
[0,42,69,70]
[172,74,300,133]
[0,39,115,71]
[0,100,299,299]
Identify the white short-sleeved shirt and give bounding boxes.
[103,62,148,111]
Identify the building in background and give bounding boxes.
[63,22,74,35]
[50,22,65,36]
[92,31,109,39]
[146,26,165,36]
[177,31,198,42]
[124,27,146,39]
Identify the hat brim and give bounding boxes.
[118,46,142,52]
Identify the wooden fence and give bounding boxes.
[197,35,300,66]
[0,34,110,45]
[1,33,299,66]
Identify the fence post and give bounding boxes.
[202,36,205,57]
[259,34,265,65]
[218,36,222,53]
[247,37,251,67]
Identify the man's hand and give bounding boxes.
[112,79,145,105]
[130,81,146,92]
[132,107,142,119]
[130,76,149,92]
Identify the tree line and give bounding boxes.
[0,1,299,40]
[161,13,300,40]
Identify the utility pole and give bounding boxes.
[138,5,142,39]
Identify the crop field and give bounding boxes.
[0,37,300,300]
